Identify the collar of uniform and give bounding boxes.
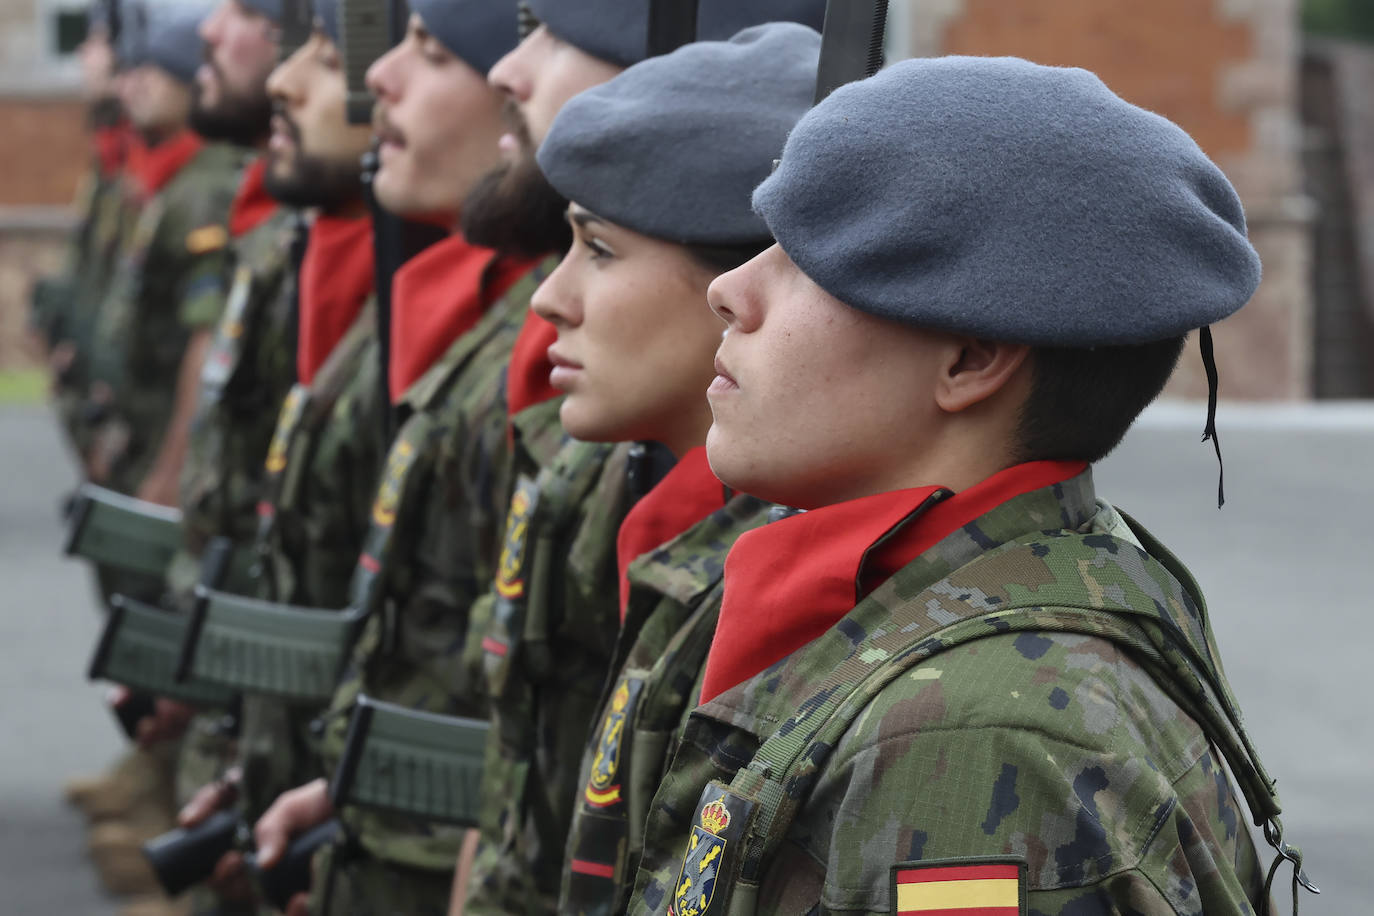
[229,157,280,238]
[125,128,204,198]
[508,393,568,471]
[615,447,729,616]
[624,492,771,615]
[297,214,375,386]
[397,259,549,413]
[505,262,565,421]
[696,465,1098,735]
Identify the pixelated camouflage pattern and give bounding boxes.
[231,302,382,825]
[316,263,552,879]
[84,143,243,494]
[165,203,299,601]
[629,471,1270,916]
[308,841,453,916]
[560,493,771,916]
[256,305,384,610]
[464,427,634,916]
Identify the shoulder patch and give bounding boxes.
[186,224,229,255]
[891,858,1027,916]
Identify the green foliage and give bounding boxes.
[1303,0,1374,42]
[0,370,46,404]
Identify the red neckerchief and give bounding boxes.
[94,123,131,178]
[124,129,204,198]
[228,158,278,238]
[505,309,561,424]
[615,446,727,619]
[388,233,538,402]
[296,214,376,385]
[699,459,1088,704]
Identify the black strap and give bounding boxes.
[646,0,698,58]
[814,0,889,103]
[1199,326,1224,509]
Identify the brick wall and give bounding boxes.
[0,97,88,206]
[902,0,1314,399]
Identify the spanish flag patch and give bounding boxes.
[890,858,1026,916]
[186,224,229,255]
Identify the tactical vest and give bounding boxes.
[254,302,377,604]
[176,306,378,705]
[170,207,300,598]
[478,435,618,823]
[657,521,1287,916]
[564,496,773,915]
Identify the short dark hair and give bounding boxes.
[1015,335,1187,464]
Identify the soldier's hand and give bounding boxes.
[136,470,181,508]
[49,340,76,377]
[134,698,196,747]
[177,771,255,902]
[254,780,333,916]
[178,769,241,828]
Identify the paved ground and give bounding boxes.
[0,401,1368,913]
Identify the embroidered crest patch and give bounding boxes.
[186,224,229,255]
[584,678,642,808]
[671,797,731,916]
[370,437,417,528]
[495,477,538,599]
[890,858,1027,916]
[264,385,308,474]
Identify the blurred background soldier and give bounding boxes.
[30,0,134,467]
[58,0,246,911]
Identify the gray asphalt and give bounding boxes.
[0,401,1368,914]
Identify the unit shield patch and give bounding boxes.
[584,677,643,808]
[495,476,539,600]
[890,858,1027,916]
[672,797,730,916]
[371,436,418,528]
[264,384,308,474]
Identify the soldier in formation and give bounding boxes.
[43,1,1312,916]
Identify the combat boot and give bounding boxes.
[67,742,178,821]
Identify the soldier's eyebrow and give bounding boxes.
[568,209,605,230]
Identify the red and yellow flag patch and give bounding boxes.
[891,859,1026,916]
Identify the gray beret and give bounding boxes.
[753,56,1263,346]
[525,0,824,68]
[538,22,820,247]
[237,0,282,22]
[410,0,520,76]
[142,0,213,83]
[314,0,338,44]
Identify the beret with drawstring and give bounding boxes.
[752,55,1262,346]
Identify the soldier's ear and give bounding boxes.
[932,337,1031,416]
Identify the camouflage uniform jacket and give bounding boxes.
[628,470,1269,916]
[256,302,383,610]
[561,493,772,916]
[39,163,134,458]
[167,204,300,600]
[232,301,381,820]
[86,143,243,494]
[316,263,553,872]
[465,422,635,915]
